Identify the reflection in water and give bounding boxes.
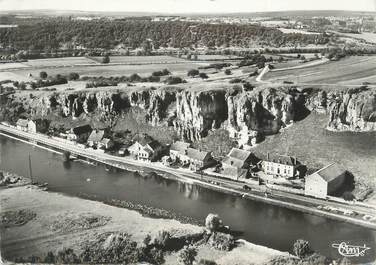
[0,135,375,262]
[62,161,71,169]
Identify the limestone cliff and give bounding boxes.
[307,88,376,131]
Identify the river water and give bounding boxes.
[0,134,375,263]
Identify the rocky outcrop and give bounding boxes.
[173,90,227,141]
[327,89,376,131]
[307,88,376,131]
[227,88,302,146]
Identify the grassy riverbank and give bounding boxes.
[0,185,287,264]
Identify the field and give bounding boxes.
[89,55,188,64]
[0,56,210,81]
[263,56,376,85]
[334,31,376,44]
[278,28,321,35]
[252,113,376,193]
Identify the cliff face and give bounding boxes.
[32,87,304,144]
[31,86,376,144]
[227,88,301,146]
[307,88,376,131]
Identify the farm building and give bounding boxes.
[67,124,92,143]
[262,153,298,178]
[169,141,191,163]
[186,148,213,171]
[222,148,258,180]
[304,163,347,199]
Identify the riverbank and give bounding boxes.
[1,125,376,230]
[0,185,287,264]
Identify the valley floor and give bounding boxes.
[0,185,286,265]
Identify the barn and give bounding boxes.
[304,163,347,199]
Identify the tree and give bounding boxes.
[205,214,222,232]
[293,239,311,258]
[187,69,200,77]
[224,69,232,75]
[102,55,110,64]
[68,72,80,81]
[178,246,197,265]
[199,73,209,79]
[198,259,217,265]
[39,71,48,79]
[343,191,355,201]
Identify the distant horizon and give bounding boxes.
[0,0,375,14]
[1,8,376,16]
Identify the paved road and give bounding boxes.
[1,124,376,228]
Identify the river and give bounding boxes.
[0,134,375,263]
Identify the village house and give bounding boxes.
[304,163,347,199]
[128,134,163,162]
[186,148,213,171]
[16,119,29,132]
[262,153,298,178]
[87,130,105,147]
[222,148,258,180]
[169,141,191,163]
[67,124,92,143]
[98,138,114,150]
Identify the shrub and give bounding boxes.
[293,239,311,259]
[68,72,80,81]
[205,213,222,232]
[343,191,355,201]
[224,69,232,75]
[102,55,110,64]
[165,76,185,85]
[229,78,242,84]
[199,73,209,79]
[178,246,197,265]
[187,69,200,77]
[130,73,142,82]
[39,71,48,79]
[198,259,218,265]
[154,230,171,249]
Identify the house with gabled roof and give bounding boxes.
[169,141,191,162]
[87,130,105,147]
[67,124,92,143]
[262,153,298,178]
[16,119,29,132]
[222,148,258,180]
[128,133,163,162]
[304,163,347,199]
[186,148,213,171]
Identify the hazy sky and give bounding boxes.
[0,0,375,13]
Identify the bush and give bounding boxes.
[148,75,161,82]
[199,73,209,79]
[102,55,110,64]
[187,69,200,77]
[165,76,185,85]
[68,72,80,81]
[153,230,171,249]
[178,246,197,265]
[198,259,218,265]
[343,191,355,201]
[207,232,235,251]
[39,71,48,79]
[224,69,232,75]
[130,73,142,82]
[205,213,222,232]
[229,78,242,84]
[293,239,311,259]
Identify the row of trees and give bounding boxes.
[0,17,329,52]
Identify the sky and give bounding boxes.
[0,0,375,13]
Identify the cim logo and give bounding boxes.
[332,242,371,257]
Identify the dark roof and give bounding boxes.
[228,148,252,161]
[17,119,28,127]
[146,140,161,151]
[313,163,346,182]
[187,148,211,161]
[72,124,92,135]
[266,154,297,166]
[170,141,191,153]
[88,130,105,142]
[132,133,154,146]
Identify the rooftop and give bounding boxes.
[88,130,105,143]
[313,163,347,182]
[170,141,191,153]
[16,119,28,127]
[187,148,211,161]
[266,154,297,166]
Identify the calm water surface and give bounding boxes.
[0,135,375,263]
